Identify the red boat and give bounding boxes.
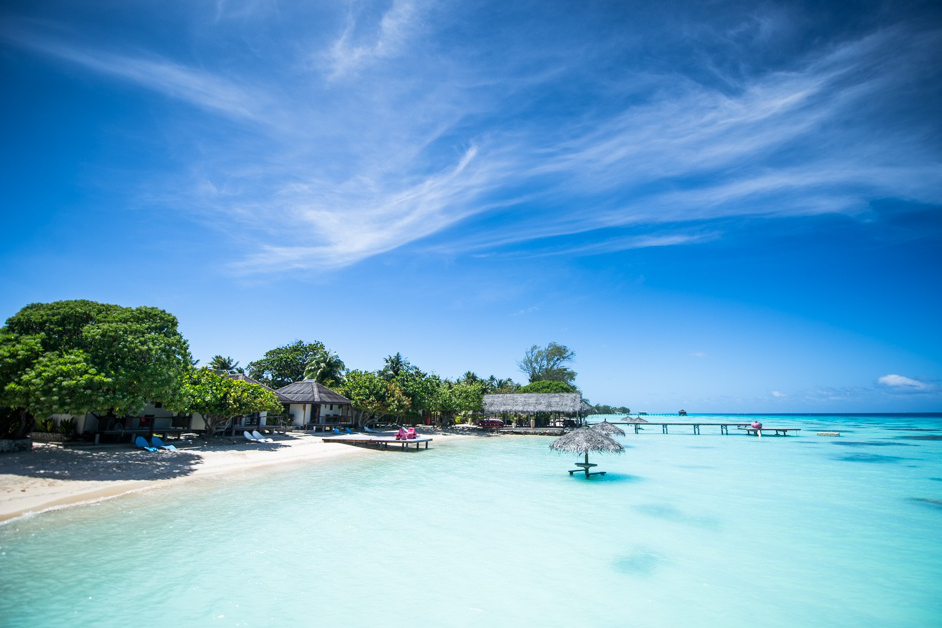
[479,418,504,430]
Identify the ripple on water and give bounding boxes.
[612,550,663,575]
[896,435,942,441]
[911,497,942,510]
[832,441,915,447]
[837,453,907,464]
[632,503,718,528]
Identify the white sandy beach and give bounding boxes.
[0,430,474,523]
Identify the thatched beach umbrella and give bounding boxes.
[589,420,625,437]
[550,427,624,478]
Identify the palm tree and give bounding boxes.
[380,352,410,380]
[460,371,482,385]
[303,352,346,386]
[209,355,241,374]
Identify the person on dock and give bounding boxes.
[751,420,763,438]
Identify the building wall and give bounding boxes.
[287,403,344,426]
[53,404,269,434]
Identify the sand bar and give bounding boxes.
[0,430,474,523]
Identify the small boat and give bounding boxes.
[479,418,504,430]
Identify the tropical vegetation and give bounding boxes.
[0,300,191,438]
[518,342,577,385]
[0,300,632,438]
[177,367,283,437]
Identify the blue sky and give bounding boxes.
[1,0,940,412]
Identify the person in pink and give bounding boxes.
[751,420,763,429]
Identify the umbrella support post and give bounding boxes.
[570,453,603,477]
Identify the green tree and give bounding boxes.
[209,355,242,374]
[303,351,346,387]
[393,367,436,420]
[176,368,283,437]
[517,342,577,385]
[384,381,412,421]
[340,370,388,423]
[247,340,331,388]
[517,380,577,394]
[0,300,191,422]
[452,380,485,414]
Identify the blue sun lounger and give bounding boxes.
[151,436,177,451]
[134,436,158,452]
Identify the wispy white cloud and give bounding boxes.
[324,0,418,79]
[4,7,939,273]
[1,27,270,124]
[877,374,936,393]
[771,390,786,398]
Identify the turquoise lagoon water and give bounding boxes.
[1,414,941,627]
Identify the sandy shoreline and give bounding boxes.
[0,429,476,523]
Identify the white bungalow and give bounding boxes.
[273,379,352,430]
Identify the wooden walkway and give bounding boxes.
[599,422,801,436]
[321,434,432,450]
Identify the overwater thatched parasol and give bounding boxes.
[589,420,625,437]
[550,427,624,478]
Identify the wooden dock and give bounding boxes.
[321,434,432,450]
[600,422,801,436]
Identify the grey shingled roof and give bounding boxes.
[483,393,586,414]
[273,380,351,405]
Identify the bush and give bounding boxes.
[57,417,77,436]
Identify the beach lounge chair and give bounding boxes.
[343,427,354,435]
[134,436,158,452]
[406,427,417,439]
[332,428,343,435]
[244,431,262,443]
[251,430,274,443]
[151,436,177,451]
[395,427,408,440]
[363,425,379,434]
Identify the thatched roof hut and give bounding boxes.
[589,420,625,437]
[483,393,587,416]
[273,380,351,406]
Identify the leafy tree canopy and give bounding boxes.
[594,404,631,414]
[247,340,338,389]
[340,369,411,420]
[517,380,578,394]
[0,300,191,418]
[517,342,577,385]
[176,368,283,436]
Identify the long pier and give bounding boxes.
[321,434,432,450]
[597,422,801,436]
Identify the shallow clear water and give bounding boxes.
[1,414,941,627]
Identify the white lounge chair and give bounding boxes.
[252,430,274,443]
[243,431,261,443]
